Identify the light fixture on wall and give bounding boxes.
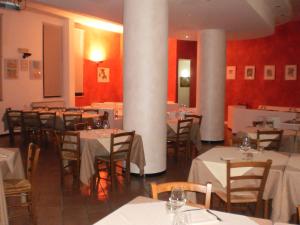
[0,0,26,10]
[18,48,31,59]
[89,49,105,63]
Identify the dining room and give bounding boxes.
[1,0,300,225]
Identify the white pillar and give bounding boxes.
[123,0,168,174]
[196,29,226,141]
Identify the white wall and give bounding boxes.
[0,9,67,133]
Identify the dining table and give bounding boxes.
[0,148,25,225]
[240,126,299,153]
[187,146,290,222]
[93,196,272,225]
[78,129,146,186]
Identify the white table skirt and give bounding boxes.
[0,148,25,225]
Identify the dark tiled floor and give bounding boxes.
[2,133,225,225]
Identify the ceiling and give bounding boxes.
[30,0,299,40]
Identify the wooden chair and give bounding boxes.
[184,114,202,157]
[48,107,65,112]
[297,205,300,224]
[167,118,193,159]
[253,121,274,128]
[4,143,40,224]
[257,130,283,151]
[63,113,83,131]
[65,107,82,113]
[83,108,99,114]
[93,131,135,189]
[215,160,272,218]
[39,112,56,145]
[21,111,41,144]
[74,122,88,131]
[100,111,110,128]
[150,182,212,209]
[56,131,81,186]
[6,109,22,145]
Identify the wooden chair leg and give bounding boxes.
[264,199,270,219]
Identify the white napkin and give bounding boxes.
[0,148,16,172]
[185,210,218,224]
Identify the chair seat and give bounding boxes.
[96,152,127,162]
[215,190,258,203]
[4,179,31,195]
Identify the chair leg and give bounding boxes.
[264,199,270,219]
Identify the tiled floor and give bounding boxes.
[2,133,223,225]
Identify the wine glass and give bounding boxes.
[169,187,186,212]
[240,136,251,159]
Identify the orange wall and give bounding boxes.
[75,28,177,106]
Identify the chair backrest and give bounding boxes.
[74,122,88,131]
[253,121,274,128]
[256,130,283,151]
[63,113,83,130]
[83,108,99,114]
[176,119,193,141]
[59,131,81,159]
[150,182,212,209]
[6,109,22,129]
[26,143,41,181]
[185,114,202,127]
[39,112,56,129]
[100,111,110,128]
[22,111,41,129]
[226,160,272,212]
[48,107,65,112]
[65,107,82,113]
[110,131,135,160]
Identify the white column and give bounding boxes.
[123,0,168,174]
[196,29,226,141]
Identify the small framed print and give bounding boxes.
[4,59,18,79]
[285,65,297,80]
[244,66,255,80]
[30,60,42,79]
[264,65,275,80]
[226,66,236,80]
[97,67,110,83]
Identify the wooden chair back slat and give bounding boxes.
[151,182,212,209]
[257,130,283,151]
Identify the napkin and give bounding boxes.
[185,210,218,224]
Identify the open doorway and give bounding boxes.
[177,59,191,107]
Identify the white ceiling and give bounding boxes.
[30,0,299,40]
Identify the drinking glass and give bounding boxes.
[240,136,251,160]
[173,211,188,225]
[168,187,186,212]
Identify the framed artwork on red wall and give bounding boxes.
[97,67,110,83]
[226,66,236,80]
[244,66,255,80]
[285,65,297,80]
[264,65,275,80]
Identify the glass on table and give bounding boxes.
[167,187,186,213]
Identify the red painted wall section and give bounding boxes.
[75,25,123,106]
[177,40,197,107]
[226,21,300,111]
[168,38,177,102]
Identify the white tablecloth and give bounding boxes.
[0,148,25,225]
[94,196,271,225]
[79,129,145,185]
[188,146,289,222]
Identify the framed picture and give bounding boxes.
[264,65,275,80]
[226,66,236,80]
[244,66,255,80]
[285,65,297,80]
[30,60,42,79]
[97,67,110,83]
[180,77,190,87]
[4,59,18,79]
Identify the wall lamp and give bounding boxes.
[18,48,31,58]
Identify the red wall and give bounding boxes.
[177,40,197,107]
[226,21,300,111]
[168,39,177,102]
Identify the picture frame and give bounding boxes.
[226,66,236,80]
[244,66,255,80]
[264,65,275,80]
[30,60,42,79]
[285,65,297,80]
[97,67,110,83]
[4,59,18,79]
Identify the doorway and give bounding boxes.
[177,59,191,107]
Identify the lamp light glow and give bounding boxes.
[180,69,190,78]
